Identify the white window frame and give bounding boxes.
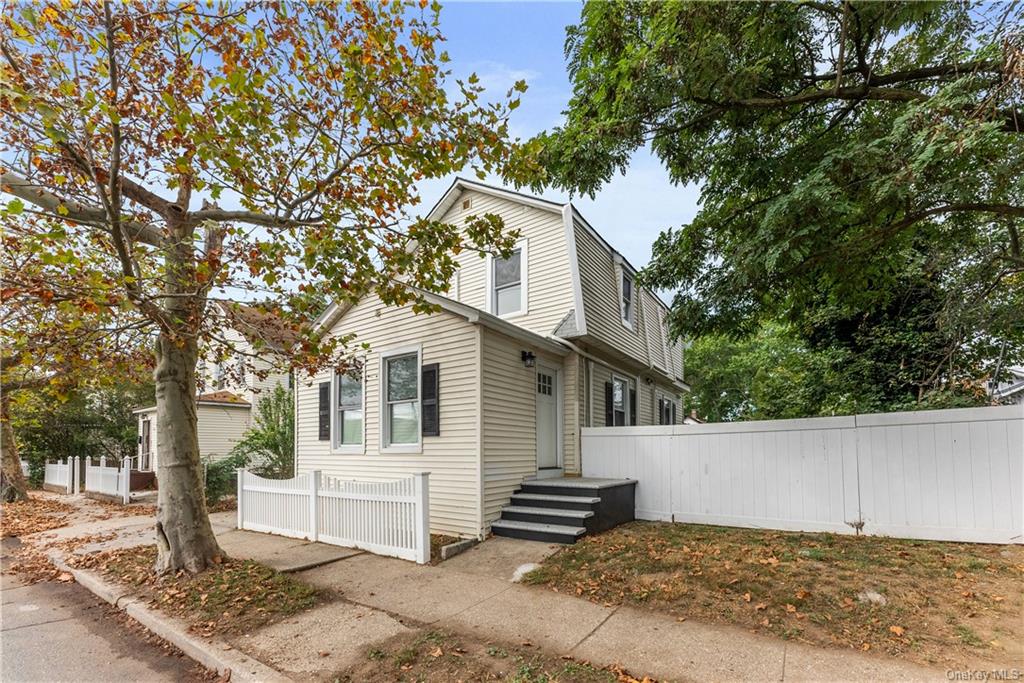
[656,390,675,426]
[379,344,422,454]
[485,239,528,318]
[611,373,632,426]
[331,360,366,454]
[620,270,636,330]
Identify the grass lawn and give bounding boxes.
[523,522,1024,669]
[340,629,648,682]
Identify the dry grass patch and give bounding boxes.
[0,494,74,538]
[71,545,320,636]
[341,629,654,682]
[524,522,1024,668]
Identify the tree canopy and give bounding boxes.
[2,0,522,570]
[529,1,1023,405]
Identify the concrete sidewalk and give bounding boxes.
[235,537,947,682]
[33,501,949,681]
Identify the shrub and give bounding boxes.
[203,451,250,505]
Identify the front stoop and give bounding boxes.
[491,478,636,544]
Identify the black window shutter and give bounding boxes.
[657,398,664,425]
[629,387,636,426]
[604,382,613,426]
[421,363,440,437]
[318,382,330,440]
[671,402,677,425]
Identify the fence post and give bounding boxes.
[236,468,245,530]
[413,472,430,564]
[309,471,321,543]
[69,458,77,495]
[120,457,131,505]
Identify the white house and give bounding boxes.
[993,366,1024,405]
[133,303,292,472]
[294,179,689,541]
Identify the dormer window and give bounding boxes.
[620,272,635,327]
[491,242,527,317]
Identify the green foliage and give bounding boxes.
[12,381,155,472]
[528,1,1024,404]
[204,451,250,506]
[229,384,294,479]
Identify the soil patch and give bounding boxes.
[339,628,655,682]
[70,544,321,637]
[524,522,1024,669]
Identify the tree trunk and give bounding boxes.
[153,331,223,573]
[1,394,30,503]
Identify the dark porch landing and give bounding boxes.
[491,477,637,544]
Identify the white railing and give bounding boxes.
[82,456,132,504]
[44,457,77,494]
[237,469,431,564]
[583,405,1024,545]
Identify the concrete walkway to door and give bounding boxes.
[233,533,947,682]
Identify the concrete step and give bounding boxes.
[509,493,600,511]
[501,505,595,528]
[490,519,587,544]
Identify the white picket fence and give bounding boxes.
[43,458,77,494]
[83,456,133,504]
[20,459,29,477]
[583,405,1024,544]
[237,470,431,563]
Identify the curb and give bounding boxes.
[47,551,289,682]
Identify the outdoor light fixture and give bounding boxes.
[521,350,536,368]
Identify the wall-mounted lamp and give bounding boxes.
[521,350,536,368]
[644,377,654,386]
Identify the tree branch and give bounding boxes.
[2,171,163,246]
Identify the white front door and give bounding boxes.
[536,365,560,470]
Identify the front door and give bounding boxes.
[536,365,560,471]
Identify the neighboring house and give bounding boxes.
[133,303,293,472]
[294,178,689,539]
[993,366,1024,405]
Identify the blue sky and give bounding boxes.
[417,1,702,274]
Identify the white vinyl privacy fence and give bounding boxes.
[583,405,1024,544]
[237,470,431,563]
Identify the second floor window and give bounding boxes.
[621,272,635,327]
[493,247,522,316]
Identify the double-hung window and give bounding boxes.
[335,367,363,448]
[621,272,635,327]
[611,376,629,426]
[657,395,676,425]
[383,350,420,449]
[492,246,524,316]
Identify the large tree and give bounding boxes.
[528,1,1024,399]
[2,1,521,572]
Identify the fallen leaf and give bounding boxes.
[57,572,74,583]
[755,602,767,611]
[430,647,443,658]
[861,643,871,651]
[743,592,751,603]
[318,651,330,658]
[889,625,905,636]
[795,588,810,600]
[785,604,797,613]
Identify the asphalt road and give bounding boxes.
[1,538,209,683]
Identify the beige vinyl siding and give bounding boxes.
[642,295,668,373]
[140,404,251,471]
[442,190,574,338]
[575,224,649,362]
[562,352,581,474]
[480,328,567,527]
[295,294,482,538]
[197,405,252,459]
